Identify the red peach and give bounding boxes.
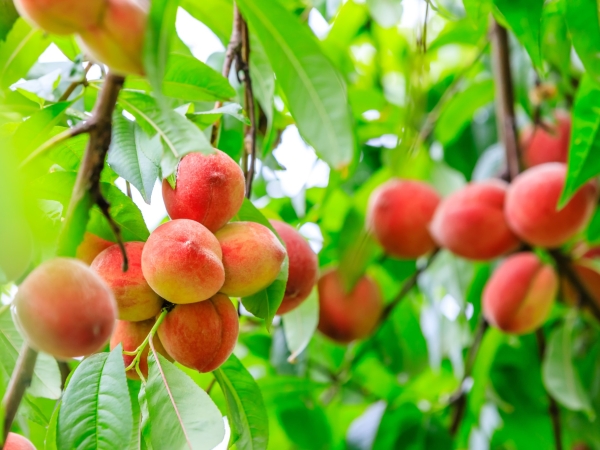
[92,242,163,321]
[110,319,172,380]
[429,180,520,260]
[215,222,286,298]
[13,0,105,35]
[157,294,239,372]
[521,112,571,168]
[270,220,318,315]
[4,432,35,450]
[317,269,383,343]
[75,232,113,265]
[14,258,117,359]
[367,179,440,259]
[562,247,600,307]
[505,163,597,248]
[162,150,245,233]
[483,252,557,334]
[141,219,224,304]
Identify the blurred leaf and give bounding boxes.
[463,0,492,26]
[365,0,403,28]
[237,0,355,169]
[560,75,600,206]
[108,114,160,204]
[213,354,269,450]
[58,347,133,449]
[493,0,544,71]
[277,401,332,450]
[566,0,600,85]
[542,0,571,79]
[542,319,595,417]
[181,0,233,44]
[143,352,225,450]
[0,0,18,42]
[283,289,319,362]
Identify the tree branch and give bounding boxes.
[1,345,38,443]
[59,61,93,102]
[490,20,521,181]
[239,18,257,198]
[536,329,563,450]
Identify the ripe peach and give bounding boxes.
[141,219,224,304]
[269,220,318,315]
[92,242,163,321]
[483,252,557,334]
[162,150,245,233]
[215,222,286,298]
[77,0,147,75]
[317,269,383,343]
[14,258,117,359]
[75,232,113,265]
[13,0,105,35]
[110,319,172,380]
[157,294,238,372]
[505,163,597,248]
[0,217,33,283]
[429,180,520,260]
[367,179,440,259]
[521,112,571,168]
[4,432,35,450]
[562,247,600,307]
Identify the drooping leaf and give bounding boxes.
[143,351,225,450]
[58,347,134,449]
[566,0,600,85]
[282,289,319,362]
[237,0,355,170]
[233,198,279,235]
[213,354,269,450]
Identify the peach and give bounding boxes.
[317,269,383,343]
[4,432,35,450]
[77,0,147,75]
[157,294,238,372]
[92,242,163,321]
[162,150,245,233]
[562,247,600,307]
[0,217,33,283]
[13,0,105,35]
[14,258,117,359]
[505,163,597,248]
[110,319,172,380]
[521,112,571,168]
[75,232,113,265]
[483,252,557,334]
[367,179,440,259]
[270,220,318,315]
[141,219,224,304]
[429,180,520,260]
[215,222,286,298]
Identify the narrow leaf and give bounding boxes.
[282,289,319,362]
[566,0,600,85]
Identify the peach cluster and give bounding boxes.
[366,159,598,335]
[14,0,147,75]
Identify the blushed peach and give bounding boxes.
[92,242,163,321]
[14,0,105,35]
[505,163,597,248]
[162,150,246,233]
[521,112,571,168]
[14,258,117,359]
[157,294,238,372]
[270,220,318,315]
[317,269,383,343]
[215,222,286,298]
[75,232,113,265]
[110,319,172,380]
[4,432,35,450]
[141,219,224,304]
[483,252,557,334]
[429,180,520,260]
[367,179,440,259]
[562,247,600,307]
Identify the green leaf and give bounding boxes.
[187,103,248,130]
[233,199,279,234]
[44,401,60,450]
[181,0,233,44]
[0,307,61,400]
[542,319,595,417]
[463,0,491,25]
[282,288,319,362]
[566,0,600,85]
[58,347,134,449]
[249,34,276,156]
[213,354,269,450]
[108,114,160,204]
[493,0,545,71]
[118,90,214,179]
[0,0,18,42]
[0,19,50,89]
[560,75,600,206]
[237,0,355,170]
[127,379,142,450]
[143,352,225,450]
[143,0,179,99]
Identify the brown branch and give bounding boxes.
[239,18,257,198]
[536,330,564,450]
[205,377,217,395]
[491,20,521,181]
[59,61,93,102]
[2,345,38,443]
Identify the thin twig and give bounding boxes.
[125,181,132,199]
[2,345,38,442]
[536,330,563,450]
[205,377,217,395]
[239,18,257,197]
[59,61,93,102]
[490,20,521,180]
